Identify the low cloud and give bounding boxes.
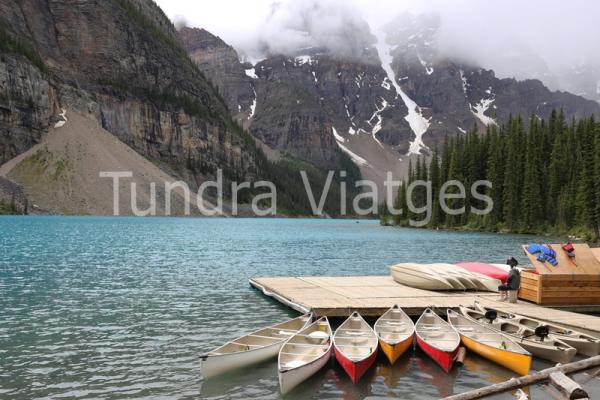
[158,0,600,75]
[253,0,374,60]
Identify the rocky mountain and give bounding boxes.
[180,13,600,188]
[179,27,256,123]
[3,0,355,215]
[0,0,264,190]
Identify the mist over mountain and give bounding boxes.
[158,0,600,104]
[174,5,599,195]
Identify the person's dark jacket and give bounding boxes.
[507,268,521,290]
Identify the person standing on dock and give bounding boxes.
[498,257,520,302]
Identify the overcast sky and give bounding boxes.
[156,0,600,73]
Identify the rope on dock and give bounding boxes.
[443,355,600,400]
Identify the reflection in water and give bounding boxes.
[413,348,459,398]
[462,353,531,398]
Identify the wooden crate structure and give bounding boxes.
[518,244,600,305]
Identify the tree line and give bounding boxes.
[381,110,600,240]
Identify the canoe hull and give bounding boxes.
[416,335,458,373]
[390,264,454,290]
[379,335,414,364]
[457,262,508,283]
[518,340,576,364]
[201,341,281,379]
[335,347,378,383]
[475,303,600,357]
[460,335,531,375]
[279,348,332,395]
[556,337,600,357]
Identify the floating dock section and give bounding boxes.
[250,275,600,334]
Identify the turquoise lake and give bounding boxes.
[1,216,598,399]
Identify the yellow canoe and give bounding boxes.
[447,309,531,375]
[374,305,415,364]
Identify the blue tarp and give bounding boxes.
[527,243,558,266]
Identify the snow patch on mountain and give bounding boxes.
[312,71,318,84]
[54,109,68,128]
[248,88,257,119]
[470,98,496,126]
[374,30,430,155]
[381,78,391,90]
[367,98,388,148]
[294,55,315,66]
[417,51,434,75]
[332,126,345,143]
[245,67,258,79]
[460,69,468,95]
[355,73,365,88]
[336,142,371,167]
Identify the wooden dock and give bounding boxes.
[250,275,600,334]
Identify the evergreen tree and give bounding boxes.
[384,111,599,239]
[520,115,543,232]
[485,124,504,228]
[429,148,441,227]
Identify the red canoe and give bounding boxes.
[456,262,508,283]
[333,311,378,383]
[415,309,460,373]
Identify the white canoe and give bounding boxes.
[200,313,312,379]
[430,263,500,292]
[474,302,600,356]
[278,317,333,394]
[428,263,478,290]
[467,271,501,292]
[459,305,576,363]
[390,263,454,290]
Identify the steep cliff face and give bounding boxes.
[0,51,57,164]
[0,0,259,193]
[179,27,255,122]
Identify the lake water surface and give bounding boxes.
[1,217,597,399]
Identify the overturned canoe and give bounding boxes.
[459,305,576,364]
[426,263,501,292]
[200,313,312,378]
[390,263,455,290]
[447,309,531,375]
[474,302,600,357]
[457,262,508,283]
[429,263,478,290]
[334,311,378,383]
[374,305,415,364]
[416,308,460,372]
[278,317,333,395]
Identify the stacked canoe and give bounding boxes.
[200,304,599,394]
[389,262,508,292]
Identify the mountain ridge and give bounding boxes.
[178,15,600,190]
